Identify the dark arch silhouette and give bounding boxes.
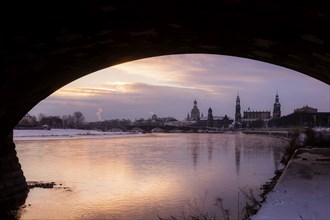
[1,1,329,209]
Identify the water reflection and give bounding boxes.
[273,147,282,171]
[188,134,200,168]
[207,136,213,162]
[15,133,287,219]
[235,134,242,175]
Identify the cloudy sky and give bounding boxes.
[29,54,329,122]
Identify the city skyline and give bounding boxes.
[28,54,330,122]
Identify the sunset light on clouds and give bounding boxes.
[29,54,329,121]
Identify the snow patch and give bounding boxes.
[251,148,330,220]
[14,129,143,140]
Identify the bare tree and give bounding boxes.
[73,111,85,128]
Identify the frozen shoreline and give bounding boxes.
[13,129,144,140]
[251,148,330,220]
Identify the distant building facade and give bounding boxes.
[198,107,233,128]
[271,106,330,128]
[236,92,279,128]
[187,100,233,128]
[294,105,317,113]
[242,109,271,122]
[133,114,178,127]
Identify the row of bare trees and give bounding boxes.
[17,111,85,129]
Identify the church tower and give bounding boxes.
[190,100,200,120]
[235,94,241,123]
[273,91,281,119]
[207,107,213,127]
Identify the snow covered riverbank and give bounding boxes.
[251,148,330,220]
[14,129,143,140]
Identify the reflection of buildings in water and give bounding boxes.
[189,134,201,168]
[234,134,242,175]
[207,136,214,162]
[192,142,199,168]
[272,143,285,171]
[241,136,286,168]
[242,137,272,158]
[187,134,285,171]
[189,134,215,168]
[221,137,230,153]
[239,135,287,175]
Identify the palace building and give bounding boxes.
[294,105,317,113]
[242,109,271,122]
[272,105,329,128]
[235,92,281,127]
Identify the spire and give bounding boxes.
[235,93,241,123]
[194,100,197,106]
[275,91,279,103]
[207,107,213,127]
[273,91,281,119]
[236,92,240,102]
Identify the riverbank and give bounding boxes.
[251,148,330,219]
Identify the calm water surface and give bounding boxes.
[15,133,288,219]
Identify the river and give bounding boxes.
[15,132,288,219]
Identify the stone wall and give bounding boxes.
[0,133,28,209]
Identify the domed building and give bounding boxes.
[187,100,233,128]
[199,107,233,128]
[187,100,201,121]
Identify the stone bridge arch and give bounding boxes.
[1,1,329,210]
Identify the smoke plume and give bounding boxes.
[96,107,103,121]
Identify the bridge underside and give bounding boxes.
[0,1,329,210]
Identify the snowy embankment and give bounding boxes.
[251,148,330,220]
[314,127,330,132]
[14,129,143,140]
